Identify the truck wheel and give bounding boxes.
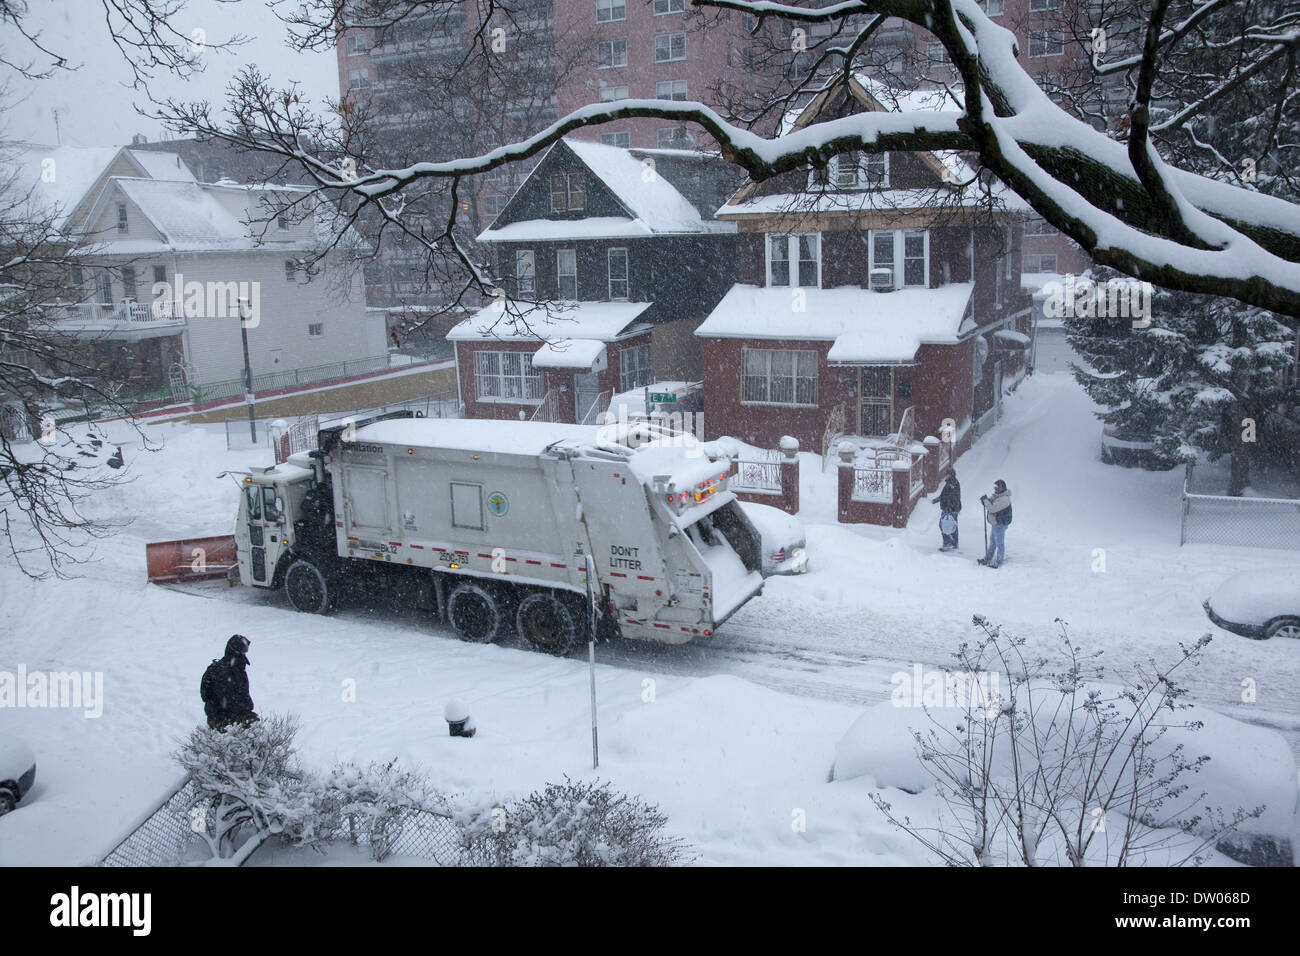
[285,558,335,614]
[0,787,16,816]
[446,581,507,644]
[516,591,584,656]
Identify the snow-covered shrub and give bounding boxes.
[176,715,321,864]
[458,777,693,867]
[867,618,1267,867]
[317,759,447,862]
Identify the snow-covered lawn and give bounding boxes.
[0,371,1296,865]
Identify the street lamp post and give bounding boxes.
[237,297,257,443]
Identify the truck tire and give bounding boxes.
[516,591,584,656]
[285,557,336,615]
[446,581,508,644]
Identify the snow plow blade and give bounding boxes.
[146,535,238,584]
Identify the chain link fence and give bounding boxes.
[1180,462,1300,550]
[98,775,466,866]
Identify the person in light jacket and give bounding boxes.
[978,480,1012,568]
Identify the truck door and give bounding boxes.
[343,466,391,537]
[243,483,275,584]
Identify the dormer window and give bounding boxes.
[549,172,585,213]
[116,203,128,233]
[821,151,889,189]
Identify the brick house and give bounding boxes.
[449,137,740,422]
[696,76,1033,459]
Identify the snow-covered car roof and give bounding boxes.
[1207,568,1300,626]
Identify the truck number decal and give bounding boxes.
[609,544,642,572]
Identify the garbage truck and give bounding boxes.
[231,411,765,654]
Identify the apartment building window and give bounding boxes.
[742,348,818,406]
[116,203,128,232]
[348,68,370,90]
[308,323,324,337]
[766,233,820,288]
[655,79,687,101]
[597,38,627,69]
[619,343,653,390]
[476,351,543,401]
[557,249,577,299]
[345,33,367,56]
[656,126,695,148]
[869,230,929,289]
[1029,30,1064,57]
[653,0,684,13]
[121,266,137,300]
[516,249,536,295]
[1024,215,1058,236]
[549,172,586,212]
[598,85,630,101]
[979,0,1004,14]
[600,131,631,147]
[654,32,686,62]
[608,248,629,300]
[596,0,625,23]
[1023,253,1058,273]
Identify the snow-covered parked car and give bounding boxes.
[0,736,36,815]
[738,502,808,576]
[1204,568,1300,640]
[1099,423,1177,469]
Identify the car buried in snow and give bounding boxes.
[738,501,808,576]
[0,736,36,816]
[1203,568,1300,640]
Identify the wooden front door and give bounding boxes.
[858,366,893,437]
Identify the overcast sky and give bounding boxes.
[2,0,339,147]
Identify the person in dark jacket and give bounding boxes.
[931,470,962,550]
[978,480,1013,568]
[200,635,258,731]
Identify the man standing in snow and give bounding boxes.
[200,635,259,731]
[978,481,1012,568]
[931,470,962,550]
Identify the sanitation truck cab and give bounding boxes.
[233,463,313,588]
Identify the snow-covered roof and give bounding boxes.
[478,139,736,242]
[696,283,974,364]
[124,148,197,183]
[719,187,1026,217]
[449,301,652,372]
[355,417,600,456]
[1021,271,1064,292]
[532,337,608,370]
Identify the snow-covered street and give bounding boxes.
[2,367,1296,866]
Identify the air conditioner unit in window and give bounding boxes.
[869,268,895,291]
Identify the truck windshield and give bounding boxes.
[245,484,261,520]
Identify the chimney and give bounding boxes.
[131,133,147,145]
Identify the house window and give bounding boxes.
[597,38,627,69]
[345,33,367,56]
[516,249,536,295]
[979,0,1004,14]
[549,172,585,212]
[1028,0,1059,9]
[121,266,137,300]
[656,126,695,148]
[308,323,324,336]
[655,79,688,101]
[285,260,298,281]
[96,271,113,305]
[481,193,509,219]
[1023,253,1058,273]
[152,265,166,285]
[870,230,929,289]
[1028,30,1064,57]
[598,85,630,102]
[1024,216,1058,236]
[619,343,653,390]
[653,0,684,13]
[766,233,819,288]
[475,350,542,401]
[742,348,818,406]
[826,151,888,189]
[608,248,629,300]
[927,40,949,63]
[654,32,686,62]
[557,249,577,299]
[596,0,625,23]
[116,203,128,233]
[70,263,83,287]
[600,131,631,147]
[348,69,370,90]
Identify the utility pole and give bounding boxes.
[237,297,257,443]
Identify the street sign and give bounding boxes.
[648,392,677,404]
